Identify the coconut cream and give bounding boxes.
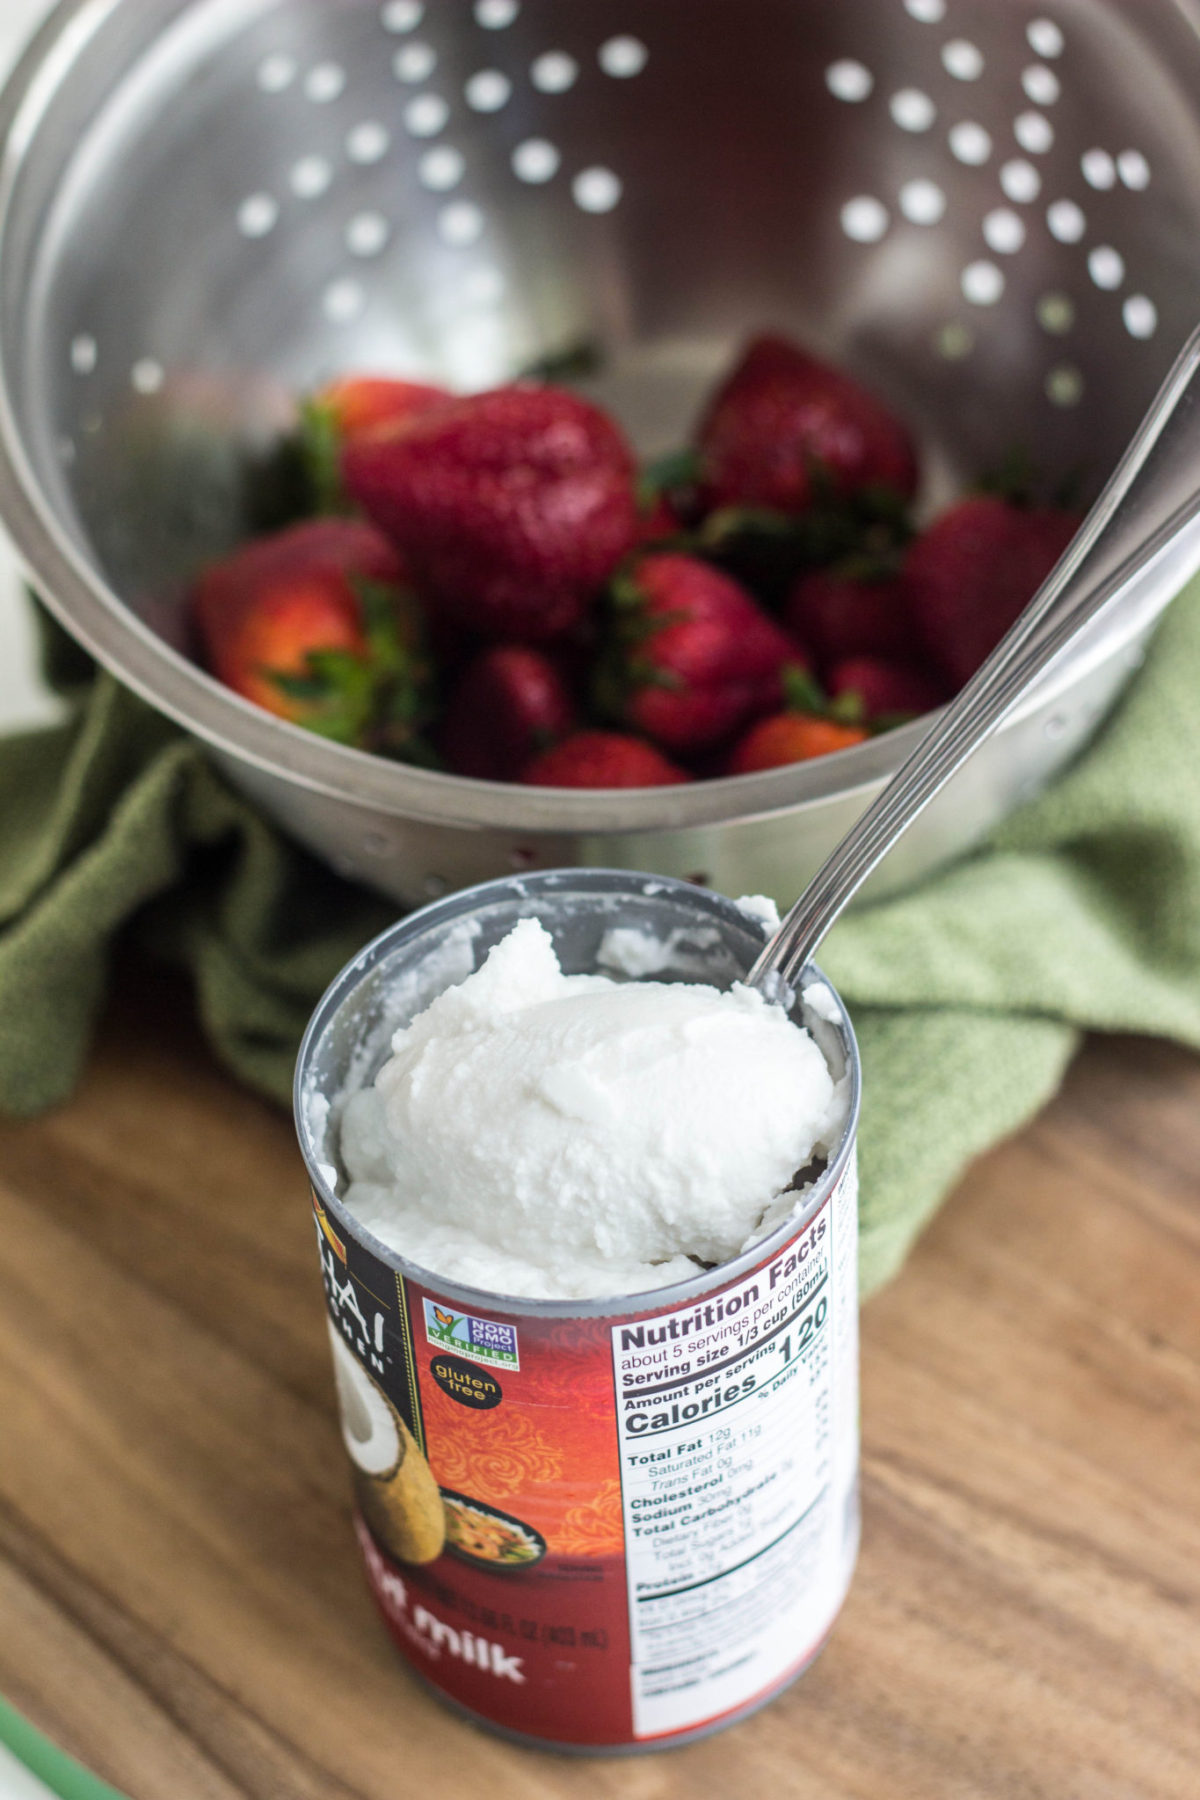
[339,915,845,1299]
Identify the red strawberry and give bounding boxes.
[343,385,640,642]
[697,334,919,515]
[601,553,801,754]
[313,375,451,441]
[191,519,407,653]
[522,731,690,788]
[906,497,1080,688]
[441,646,576,780]
[637,491,685,546]
[190,520,430,754]
[727,713,870,775]
[303,377,452,512]
[785,565,914,668]
[206,576,367,721]
[827,656,947,720]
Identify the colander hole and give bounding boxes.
[476,0,519,24]
[599,36,649,79]
[257,54,297,94]
[573,167,623,213]
[961,261,1004,305]
[382,1,424,30]
[305,63,347,104]
[424,874,450,897]
[1088,245,1125,290]
[826,60,874,102]
[840,196,890,241]
[934,322,973,359]
[1123,294,1157,338]
[57,437,76,466]
[291,156,334,199]
[346,212,391,257]
[439,201,486,245]
[406,93,450,135]
[942,40,984,81]
[1027,19,1064,58]
[1014,112,1054,154]
[463,266,506,303]
[531,52,579,93]
[1000,159,1041,203]
[1021,64,1060,106]
[1045,365,1084,406]
[1036,292,1075,334]
[948,121,992,165]
[465,70,512,111]
[324,280,366,322]
[70,335,97,374]
[394,42,437,82]
[1043,712,1070,739]
[899,179,945,224]
[1118,149,1151,190]
[363,832,391,857]
[81,413,102,436]
[904,0,946,22]
[419,145,465,190]
[891,88,936,131]
[1081,148,1116,188]
[132,359,164,395]
[347,122,391,164]
[237,193,280,237]
[982,208,1025,254]
[1046,199,1085,243]
[512,138,561,183]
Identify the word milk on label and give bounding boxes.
[611,1156,860,1739]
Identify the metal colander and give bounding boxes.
[1,0,1198,905]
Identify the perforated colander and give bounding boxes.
[1,0,1198,904]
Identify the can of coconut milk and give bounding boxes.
[295,872,861,1751]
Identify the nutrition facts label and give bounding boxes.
[611,1158,859,1739]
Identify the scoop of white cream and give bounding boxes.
[340,917,843,1300]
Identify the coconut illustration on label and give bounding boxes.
[327,1321,445,1565]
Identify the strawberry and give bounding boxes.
[905,497,1080,688]
[785,564,914,668]
[599,553,801,754]
[342,385,640,642]
[696,333,919,515]
[440,646,576,780]
[637,491,686,547]
[727,713,870,775]
[314,376,450,440]
[303,376,451,512]
[191,519,407,648]
[522,731,690,788]
[827,656,947,721]
[190,520,433,757]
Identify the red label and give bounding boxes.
[318,1157,860,1750]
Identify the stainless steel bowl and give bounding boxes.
[1,0,1198,906]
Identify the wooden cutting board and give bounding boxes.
[1,968,1198,1799]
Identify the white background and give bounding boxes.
[0,0,68,736]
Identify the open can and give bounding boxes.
[294,870,862,1752]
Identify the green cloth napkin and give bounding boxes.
[3,587,1199,1295]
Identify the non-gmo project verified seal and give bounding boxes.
[423,1299,520,1370]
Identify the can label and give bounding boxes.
[316,1152,859,1749]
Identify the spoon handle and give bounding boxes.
[747,324,1200,996]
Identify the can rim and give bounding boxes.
[293,869,862,1321]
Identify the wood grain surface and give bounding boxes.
[1,966,1198,1799]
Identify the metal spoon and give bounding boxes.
[747,324,1200,996]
